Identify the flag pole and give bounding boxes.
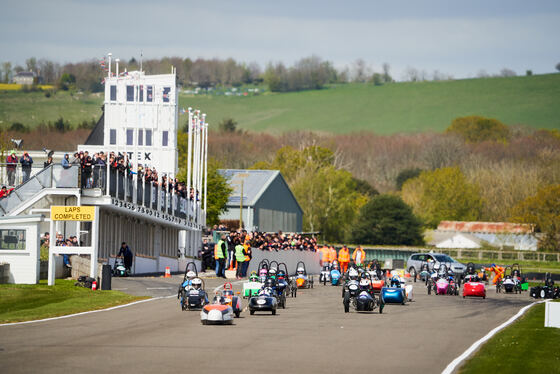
[186,108,193,193]
[203,121,208,213]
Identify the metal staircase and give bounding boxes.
[0,165,79,216]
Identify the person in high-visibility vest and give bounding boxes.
[329,246,338,264]
[319,246,330,266]
[338,245,350,274]
[215,235,227,278]
[235,238,246,279]
[352,246,366,267]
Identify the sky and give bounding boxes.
[1,0,559,79]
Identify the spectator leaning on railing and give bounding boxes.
[61,154,71,169]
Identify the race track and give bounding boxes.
[0,276,531,374]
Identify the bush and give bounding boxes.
[9,122,29,133]
[446,115,510,143]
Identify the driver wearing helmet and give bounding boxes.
[391,275,401,288]
[264,277,276,289]
[348,268,359,281]
[190,278,208,304]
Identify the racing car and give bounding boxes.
[462,274,486,299]
[257,259,270,283]
[343,270,383,313]
[276,263,294,306]
[320,261,342,286]
[113,257,130,277]
[430,264,459,296]
[222,282,242,317]
[381,275,407,304]
[201,295,234,325]
[294,261,314,289]
[320,263,332,285]
[178,261,208,310]
[498,264,527,294]
[249,278,278,315]
[243,271,262,298]
[530,273,560,299]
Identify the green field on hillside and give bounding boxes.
[1,74,559,134]
[182,74,560,134]
[0,90,102,128]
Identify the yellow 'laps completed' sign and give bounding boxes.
[51,206,95,221]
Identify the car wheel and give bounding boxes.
[343,292,350,313]
[272,309,276,315]
[250,310,255,315]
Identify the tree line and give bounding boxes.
[3,55,546,94]
[1,55,396,92]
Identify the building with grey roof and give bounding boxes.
[218,169,303,232]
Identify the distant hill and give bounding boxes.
[1,74,559,134]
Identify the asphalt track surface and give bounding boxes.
[1,275,532,374]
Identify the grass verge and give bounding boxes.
[456,257,560,275]
[459,302,560,373]
[0,279,147,323]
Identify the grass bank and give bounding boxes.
[0,280,146,323]
[459,301,560,373]
[182,74,560,134]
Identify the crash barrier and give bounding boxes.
[246,249,321,275]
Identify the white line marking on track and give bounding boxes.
[441,299,548,374]
[0,295,175,327]
[146,287,172,290]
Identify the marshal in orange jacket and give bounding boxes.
[338,247,350,263]
[328,247,338,263]
[352,247,366,265]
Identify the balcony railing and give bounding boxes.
[88,165,202,223]
[0,163,204,226]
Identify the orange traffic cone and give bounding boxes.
[164,266,171,278]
